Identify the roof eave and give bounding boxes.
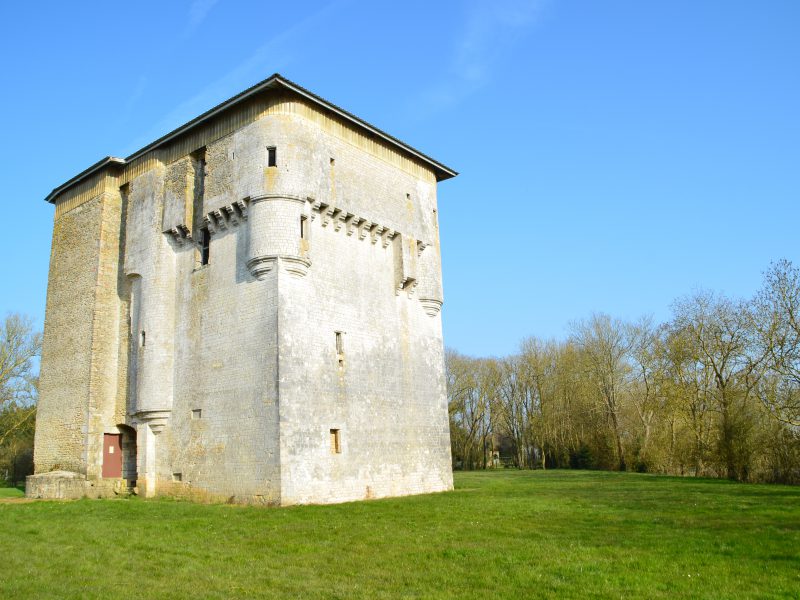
[45,73,457,204]
[44,156,126,204]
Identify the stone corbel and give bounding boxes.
[203,214,216,235]
[333,209,346,232]
[281,256,312,278]
[312,200,330,225]
[223,205,239,227]
[166,223,194,246]
[234,200,248,221]
[371,225,386,245]
[321,205,335,228]
[167,227,185,246]
[359,220,373,241]
[417,241,428,256]
[406,279,418,298]
[133,410,171,435]
[345,213,359,236]
[382,229,397,248]
[246,256,277,279]
[396,276,415,296]
[211,209,227,230]
[419,298,443,317]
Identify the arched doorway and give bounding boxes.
[118,424,138,489]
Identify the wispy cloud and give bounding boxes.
[121,1,342,156]
[187,0,221,34]
[416,0,547,114]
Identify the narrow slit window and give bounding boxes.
[141,331,146,347]
[300,215,308,240]
[330,429,341,454]
[200,227,210,265]
[335,331,344,355]
[267,146,277,167]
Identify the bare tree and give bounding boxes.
[663,324,715,476]
[444,261,800,483]
[497,348,540,469]
[753,260,800,426]
[0,314,41,448]
[445,350,494,470]
[571,314,632,471]
[671,292,768,480]
[628,317,665,468]
[0,314,40,485]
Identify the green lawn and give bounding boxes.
[0,471,798,599]
[0,485,24,498]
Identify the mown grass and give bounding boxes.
[0,470,797,599]
[0,485,24,498]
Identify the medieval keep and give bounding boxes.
[28,74,456,504]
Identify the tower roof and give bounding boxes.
[45,73,458,204]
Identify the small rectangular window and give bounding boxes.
[172,473,182,482]
[200,227,210,265]
[191,409,202,420]
[267,146,277,167]
[330,429,341,454]
[300,215,307,240]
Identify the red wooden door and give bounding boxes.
[103,433,122,478]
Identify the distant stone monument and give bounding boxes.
[28,74,456,504]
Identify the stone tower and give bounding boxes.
[27,74,457,504]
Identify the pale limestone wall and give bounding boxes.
[32,87,452,503]
[264,114,452,504]
[123,165,176,418]
[160,118,282,500]
[35,189,127,479]
[34,197,104,474]
[85,189,125,480]
[166,220,281,501]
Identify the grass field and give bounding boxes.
[1,470,798,599]
[0,485,24,498]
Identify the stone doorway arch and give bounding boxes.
[117,424,138,489]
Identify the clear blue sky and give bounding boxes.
[1,1,798,357]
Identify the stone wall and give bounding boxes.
[270,113,452,504]
[35,196,103,475]
[32,84,453,504]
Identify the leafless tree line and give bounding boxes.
[447,260,800,483]
[0,313,40,486]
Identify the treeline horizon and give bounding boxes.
[446,259,800,484]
